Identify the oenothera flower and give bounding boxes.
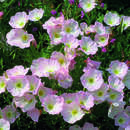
[83,122,98,130]
[62,35,79,49]
[115,112,129,128]
[42,15,64,30]
[76,91,94,110]
[125,106,130,117]
[58,74,73,89]
[6,76,30,97]
[9,12,28,28]
[79,0,97,12]
[69,125,82,130]
[123,70,130,89]
[108,102,125,119]
[61,93,77,104]
[6,29,34,48]
[83,57,101,71]
[0,119,10,130]
[2,105,20,124]
[42,95,64,115]
[51,51,69,68]
[80,68,104,91]
[31,58,60,78]
[108,75,125,92]
[61,19,81,37]
[107,60,128,79]
[121,16,130,30]
[13,93,37,112]
[27,75,41,95]
[90,83,109,104]
[48,26,63,45]
[27,108,40,122]
[38,83,57,102]
[61,102,85,124]
[104,12,120,27]
[79,36,98,55]
[94,33,109,47]
[94,21,106,35]
[28,8,44,21]
[0,76,6,94]
[107,89,124,103]
[6,65,29,79]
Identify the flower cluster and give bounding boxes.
[0,1,130,129]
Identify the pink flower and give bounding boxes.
[42,95,64,115]
[83,122,98,130]
[79,36,98,55]
[80,68,104,91]
[13,93,37,112]
[61,102,85,124]
[0,11,4,18]
[0,119,10,130]
[27,108,40,122]
[6,65,29,79]
[9,12,28,28]
[6,29,34,49]
[28,8,44,21]
[2,104,20,123]
[6,76,30,97]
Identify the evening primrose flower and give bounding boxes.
[123,70,130,89]
[104,12,121,27]
[79,0,97,12]
[28,8,44,21]
[13,93,37,112]
[61,93,77,104]
[62,19,81,37]
[38,83,57,102]
[115,112,129,128]
[6,29,34,49]
[51,51,69,68]
[42,15,64,30]
[121,16,130,30]
[107,60,128,79]
[80,36,98,55]
[0,76,6,94]
[83,57,101,70]
[83,122,98,130]
[27,75,41,95]
[0,119,10,130]
[94,21,106,35]
[108,102,125,119]
[76,91,94,110]
[9,12,28,28]
[94,33,109,47]
[62,35,79,49]
[108,75,125,92]
[107,89,124,103]
[90,83,109,103]
[48,26,63,45]
[58,74,73,89]
[61,102,85,124]
[42,95,64,115]
[6,65,29,78]
[2,105,20,124]
[80,68,104,91]
[27,108,40,122]
[31,58,60,78]
[69,125,82,130]
[6,76,30,97]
